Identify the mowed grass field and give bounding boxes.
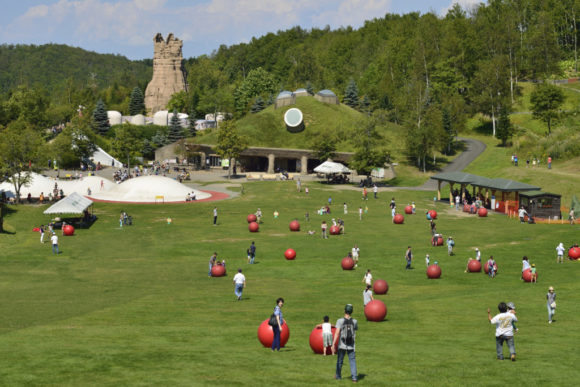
[1,181,580,386]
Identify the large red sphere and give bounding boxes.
[478,208,488,217]
[364,300,387,322]
[211,264,226,277]
[404,205,413,214]
[257,319,290,348]
[289,220,300,232]
[569,247,580,260]
[247,214,257,223]
[393,214,404,224]
[522,268,539,282]
[431,236,443,246]
[249,221,259,232]
[428,210,438,220]
[373,279,389,294]
[309,325,337,354]
[467,260,482,273]
[463,205,471,213]
[330,225,340,235]
[284,248,296,260]
[341,257,355,270]
[484,262,499,274]
[62,225,75,236]
[427,264,442,279]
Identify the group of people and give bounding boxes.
[511,154,552,169]
[185,191,197,201]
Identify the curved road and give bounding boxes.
[410,137,486,191]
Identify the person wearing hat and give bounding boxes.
[556,243,565,264]
[507,302,518,333]
[530,264,537,283]
[333,304,358,382]
[546,287,557,323]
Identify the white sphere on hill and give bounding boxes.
[130,114,146,125]
[153,110,169,126]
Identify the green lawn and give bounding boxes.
[1,182,579,386]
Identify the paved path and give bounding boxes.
[405,137,486,191]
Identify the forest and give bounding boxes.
[1,0,580,172]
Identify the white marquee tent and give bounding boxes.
[43,192,93,215]
[313,161,351,174]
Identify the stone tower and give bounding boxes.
[145,33,187,114]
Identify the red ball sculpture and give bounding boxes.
[364,300,387,322]
[284,248,296,260]
[522,268,539,282]
[484,262,499,274]
[257,319,290,348]
[330,225,341,235]
[289,220,300,232]
[569,247,580,260]
[431,236,444,246]
[373,279,389,294]
[428,210,438,220]
[247,214,257,223]
[467,260,482,273]
[62,225,75,236]
[478,208,488,217]
[249,221,259,232]
[309,325,337,355]
[404,205,413,214]
[393,214,404,224]
[341,257,355,270]
[211,264,226,277]
[427,264,442,279]
[463,205,471,213]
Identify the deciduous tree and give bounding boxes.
[530,82,565,135]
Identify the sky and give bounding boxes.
[0,0,481,60]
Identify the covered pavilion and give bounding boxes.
[430,172,541,213]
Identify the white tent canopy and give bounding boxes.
[43,192,93,215]
[313,161,351,174]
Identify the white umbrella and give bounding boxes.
[313,161,351,174]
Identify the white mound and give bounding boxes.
[0,173,108,198]
[89,175,211,203]
[0,174,210,203]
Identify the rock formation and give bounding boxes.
[145,33,187,114]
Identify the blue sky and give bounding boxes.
[0,0,481,60]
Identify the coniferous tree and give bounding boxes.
[496,105,514,146]
[142,139,154,159]
[343,79,359,109]
[306,82,315,95]
[129,87,145,115]
[251,96,266,113]
[152,129,169,147]
[167,109,184,143]
[92,99,110,135]
[188,109,197,137]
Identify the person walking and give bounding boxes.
[362,269,372,287]
[547,155,552,169]
[255,208,262,223]
[352,244,360,267]
[358,207,363,221]
[247,241,256,264]
[272,298,285,352]
[569,208,575,225]
[425,254,430,267]
[373,184,378,199]
[51,233,59,254]
[518,206,527,223]
[556,243,565,264]
[447,237,454,256]
[213,207,218,225]
[333,304,358,382]
[363,285,374,307]
[343,202,348,215]
[232,268,246,301]
[405,246,413,269]
[39,225,45,243]
[546,286,557,323]
[321,221,328,239]
[487,302,517,361]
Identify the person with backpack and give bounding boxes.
[271,298,285,352]
[333,304,358,382]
